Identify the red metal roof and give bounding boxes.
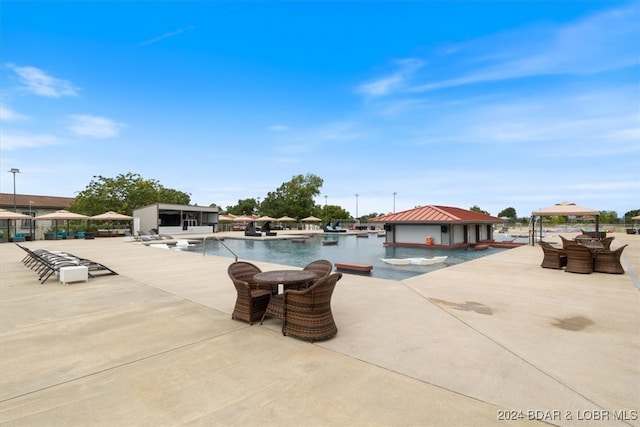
[371,205,502,223]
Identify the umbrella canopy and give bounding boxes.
[632,215,640,220]
[531,202,598,217]
[301,215,321,222]
[218,214,236,221]
[277,216,296,222]
[0,208,32,220]
[233,215,256,222]
[34,210,89,221]
[256,215,276,222]
[90,211,133,220]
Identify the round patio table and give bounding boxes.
[254,270,316,293]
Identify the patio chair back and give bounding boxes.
[594,244,627,274]
[539,242,567,269]
[282,272,342,342]
[564,244,594,274]
[302,259,333,284]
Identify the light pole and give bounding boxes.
[324,195,327,207]
[29,201,33,240]
[8,168,20,236]
[355,193,359,224]
[393,192,397,213]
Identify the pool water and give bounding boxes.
[181,233,506,281]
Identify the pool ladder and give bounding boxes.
[202,235,238,262]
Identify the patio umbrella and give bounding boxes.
[0,209,32,239]
[218,214,236,221]
[277,216,296,222]
[233,215,256,222]
[301,216,321,222]
[90,211,133,236]
[34,210,89,236]
[256,215,276,222]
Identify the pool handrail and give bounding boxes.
[203,235,238,262]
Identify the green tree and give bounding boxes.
[470,205,490,216]
[497,207,517,221]
[598,210,618,224]
[319,205,351,223]
[70,173,190,215]
[226,198,259,216]
[260,173,324,219]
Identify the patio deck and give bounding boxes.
[1,231,638,426]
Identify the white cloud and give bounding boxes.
[0,131,61,150]
[7,64,79,97]
[410,4,640,93]
[68,114,124,138]
[0,104,28,121]
[268,124,289,131]
[357,58,424,97]
[138,26,196,46]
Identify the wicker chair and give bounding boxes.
[594,244,627,274]
[302,259,333,287]
[539,242,567,269]
[564,244,594,274]
[280,272,342,342]
[599,237,615,250]
[228,262,271,324]
[559,235,574,249]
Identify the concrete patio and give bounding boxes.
[1,231,638,426]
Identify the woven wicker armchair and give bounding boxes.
[302,259,333,286]
[564,244,594,274]
[280,272,342,342]
[228,262,271,324]
[539,242,567,269]
[594,244,627,274]
[559,235,575,249]
[600,237,615,250]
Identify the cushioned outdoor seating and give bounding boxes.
[228,261,271,324]
[564,244,594,274]
[539,242,567,269]
[281,272,342,342]
[594,244,627,274]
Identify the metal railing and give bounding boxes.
[202,235,238,262]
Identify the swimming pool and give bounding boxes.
[180,233,507,281]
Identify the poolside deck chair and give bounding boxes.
[594,244,627,274]
[539,242,567,269]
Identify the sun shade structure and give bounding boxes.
[276,216,296,222]
[301,216,322,222]
[256,215,276,222]
[531,202,600,245]
[34,210,89,221]
[89,211,133,221]
[0,209,32,220]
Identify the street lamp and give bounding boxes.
[393,192,397,213]
[8,168,20,236]
[355,194,359,223]
[324,195,327,207]
[8,168,20,212]
[29,201,33,240]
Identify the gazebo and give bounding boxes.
[530,202,600,245]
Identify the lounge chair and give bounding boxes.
[564,244,594,274]
[228,261,271,324]
[594,244,627,274]
[539,242,567,269]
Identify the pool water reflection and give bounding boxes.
[184,234,506,281]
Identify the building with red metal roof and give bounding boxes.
[371,205,503,248]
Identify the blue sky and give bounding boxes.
[1,1,638,218]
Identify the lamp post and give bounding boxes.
[355,193,359,224]
[393,192,397,213]
[29,201,33,240]
[8,168,20,212]
[8,168,20,236]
